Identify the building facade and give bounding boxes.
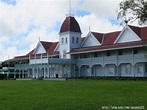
[3,15,147,78]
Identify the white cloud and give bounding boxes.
[77,14,122,37]
[1,0,142,61]
[79,0,121,18]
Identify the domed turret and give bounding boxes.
[59,16,81,33]
[59,15,82,59]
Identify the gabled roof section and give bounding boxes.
[114,25,141,44]
[54,42,59,51]
[69,41,147,54]
[91,32,103,43]
[141,26,147,40]
[129,25,141,37]
[26,49,35,56]
[41,41,53,51]
[33,41,46,54]
[81,37,85,43]
[32,41,59,55]
[82,32,102,47]
[47,42,58,53]
[103,31,121,45]
[128,25,147,41]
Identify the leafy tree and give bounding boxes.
[117,0,147,24]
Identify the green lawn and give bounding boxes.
[0,80,146,110]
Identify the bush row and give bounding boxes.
[77,76,147,81]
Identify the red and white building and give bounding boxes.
[3,15,147,78]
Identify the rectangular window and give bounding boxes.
[109,67,114,74]
[75,54,79,59]
[137,65,143,74]
[65,37,67,43]
[126,64,131,74]
[84,53,87,58]
[106,51,111,56]
[94,52,98,57]
[72,37,74,43]
[133,49,138,54]
[118,50,123,55]
[76,37,78,43]
[62,38,64,44]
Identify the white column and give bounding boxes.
[36,68,39,78]
[90,65,92,77]
[29,54,31,65]
[14,70,16,79]
[19,70,21,78]
[41,53,42,64]
[28,70,30,78]
[35,54,36,64]
[102,65,104,76]
[22,70,24,78]
[79,66,81,77]
[48,67,50,78]
[73,65,75,78]
[132,65,134,77]
[44,67,47,78]
[33,68,35,78]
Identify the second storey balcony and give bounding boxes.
[29,58,75,65]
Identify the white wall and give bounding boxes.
[92,65,102,76]
[82,33,101,47]
[35,43,46,54]
[134,63,145,77]
[120,64,132,77]
[59,32,81,59]
[104,65,116,76]
[117,27,141,43]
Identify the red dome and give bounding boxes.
[59,16,81,33]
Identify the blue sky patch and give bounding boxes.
[109,18,121,25]
[76,10,90,17]
[1,0,16,5]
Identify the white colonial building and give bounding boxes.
[3,15,147,78]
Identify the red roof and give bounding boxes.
[69,41,147,54]
[81,37,85,43]
[91,32,103,43]
[59,16,81,33]
[47,42,58,55]
[129,25,141,37]
[141,26,147,40]
[5,25,147,62]
[69,25,147,54]
[129,25,147,40]
[6,41,59,62]
[41,41,53,51]
[102,31,121,45]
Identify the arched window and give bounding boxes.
[126,64,131,74]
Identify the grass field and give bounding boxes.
[0,80,146,110]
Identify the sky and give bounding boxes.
[0,0,145,61]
